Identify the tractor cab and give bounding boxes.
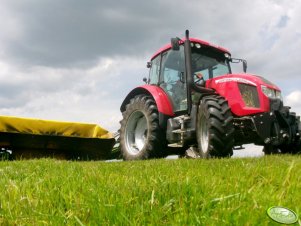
[147,35,237,115]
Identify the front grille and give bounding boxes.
[238,83,260,108]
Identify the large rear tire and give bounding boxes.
[197,95,234,158]
[119,95,164,160]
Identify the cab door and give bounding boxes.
[159,46,187,112]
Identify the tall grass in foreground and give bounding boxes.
[0,155,300,225]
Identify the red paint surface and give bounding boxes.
[151,38,230,60]
[138,85,174,116]
[207,74,280,116]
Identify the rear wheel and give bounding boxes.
[120,95,164,160]
[197,95,234,158]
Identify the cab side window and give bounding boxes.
[149,56,161,85]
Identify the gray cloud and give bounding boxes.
[4,0,291,68]
[1,0,175,67]
[0,56,145,130]
[0,0,301,131]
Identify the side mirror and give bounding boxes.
[230,58,248,73]
[243,60,247,73]
[171,38,180,51]
[143,77,148,84]
[146,62,152,68]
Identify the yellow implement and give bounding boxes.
[0,115,115,160]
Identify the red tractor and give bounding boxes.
[119,30,301,160]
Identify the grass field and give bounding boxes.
[0,155,300,225]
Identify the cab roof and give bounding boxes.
[151,38,230,60]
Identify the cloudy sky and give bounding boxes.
[0,0,301,134]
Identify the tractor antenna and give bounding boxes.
[185,30,189,40]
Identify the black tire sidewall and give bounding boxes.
[197,95,234,158]
[197,99,211,158]
[120,95,163,160]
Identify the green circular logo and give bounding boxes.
[267,206,298,224]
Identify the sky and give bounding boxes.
[0,0,301,135]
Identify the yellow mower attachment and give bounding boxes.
[0,115,115,160]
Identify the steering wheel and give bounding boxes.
[194,73,205,85]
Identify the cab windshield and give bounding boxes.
[191,44,231,80]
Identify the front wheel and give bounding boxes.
[119,95,165,160]
[263,144,301,155]
[197,96,234,158]
[264,110,301,155]
[263,145,280,155]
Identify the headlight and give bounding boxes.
[275,90,283,101]
[261,85,282,99]
[261,86,274,98]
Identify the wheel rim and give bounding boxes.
[125,111,148,155]
[199,113,209,153]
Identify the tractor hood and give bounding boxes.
[208,73,280,91]
[207,73,282,116]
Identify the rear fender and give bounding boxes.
[120,85,174,128]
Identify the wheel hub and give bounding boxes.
[198,110,209,155]
[125,111,148,155]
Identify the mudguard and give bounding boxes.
[120,85,174,128]
[120,85,174,116]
